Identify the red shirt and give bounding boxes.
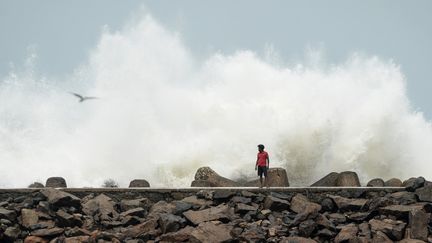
[257,151,269,166]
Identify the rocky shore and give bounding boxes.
[0,176,431,242]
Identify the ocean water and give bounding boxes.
[1,14,431,188]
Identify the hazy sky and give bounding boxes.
[1,0,431,118]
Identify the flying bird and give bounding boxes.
[70,92,98,102]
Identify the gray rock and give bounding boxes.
[358,222,371,239]
[389,191,417,205]
[120,207,146,218]
[193,166,240,187]
[317,228,336,238]
[398,239,427,243]
[280,236,318,243]
[45,177,67,188]
[290,194,321,215]
[369,218,406,241]
[158,213,186,234]
[320,198,336,211]
[82,193,117,219]
[263,196,290,211]
[4,226,20,240]
[0,207,17,221]
[123,219,158,238]
[334,223,358,243]
[213,190,235,200]
[327,195,368,211]
[231,196,252,204]
[236,203,258,214]
[120,198,150,212]
[409,209,430,241]
[39,188,80,209]
[148,201,176,218]
[190,221,233,243]
[21,209,38,228]
[384,178,403,187]
[64,236,91,242]
[367,178,385,187]
[28,182,44,188]
[128,179,150,188]
[403,177,425,192]
[121,216,142,226]
[298,219,316,237]
[336,171,361,187]
[372,231,393,243]
[183,204,232,225]
[379,203,431,218]
[315,214,336,230]
[191,180,216,187]
[327,213,347,224]
[23,236,47,243]
[0,218,12,226]
[31,227,64,237]
[180,196,210,207]
[415,185,432,202]
[56,209,82,227]
[346,211,372,222]
[311,172,339,187]
[159,226,194,242]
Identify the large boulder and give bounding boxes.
[263,196,290,211]
[40,188,80,209]
[190,221,233,243]
[367,178,385,187]
[159,226,194,242]
[409,209,430,241]
[334,223,358,243]
[158,213,186,234]
[120,198,150,212]
[336,171,360,187]
[183,204,233,225]
[28,182,44,188]
[311,172,339,187]
[0,208,17,221]
[123,219,158,238]
[45,177,67,188]
[415,185,432,202]
[191,167,239,187]
[327,195,368,212]
[191,180,216,187]
[21,209,38,228]
[82,194,118,219]
[243,167,290,187]
[369,218,406,241]
[311,171,360,187]
[129,179,150,188]
[290,194,321,216]
[384,178,403,187]
[379,203,432,218]
[403,177,425,191]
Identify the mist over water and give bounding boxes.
[1,14,432,188]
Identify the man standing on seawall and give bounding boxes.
[255,144,270,188]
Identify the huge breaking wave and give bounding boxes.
[1,14,431,188]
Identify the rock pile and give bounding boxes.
[1,177,432,242]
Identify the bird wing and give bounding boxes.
[70,92,84,99]
[83,96,98,100]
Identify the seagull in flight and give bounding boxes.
[70,92,98,102]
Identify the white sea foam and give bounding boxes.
[1,14,431,187]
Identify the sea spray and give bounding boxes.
[1,14,431,187]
